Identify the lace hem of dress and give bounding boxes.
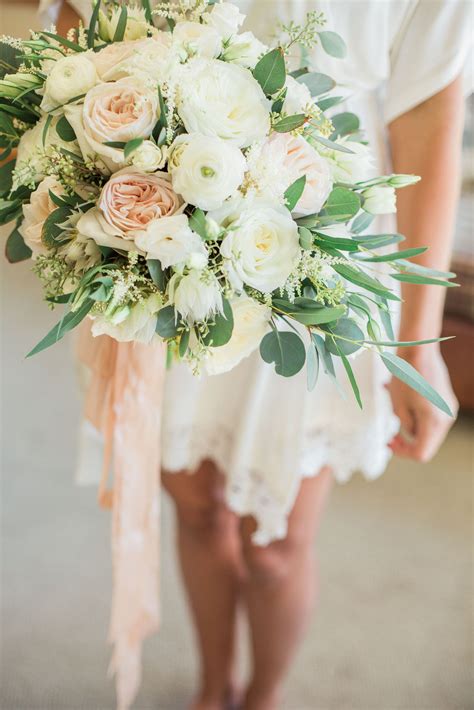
[162,411,399,546]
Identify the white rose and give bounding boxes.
[91,35,173,83]
[177,58,270,148]
[172,21,222,59]
[362,185,396,214]
[64,78,159,172]
[16,116,78,182]
[316,136,375,184]
[169,133,246,211]
[130,140,168,171]
[91,294,161,344]
[169,269,223,323]
[99,6,150,42]
[204,1,245,38]
[204,296,271,375]
[222,31,268,68]
[134,214,207,268]
[283,75,312,115]
[212,197,301,292]
[41,54,98,112]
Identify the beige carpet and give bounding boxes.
[1,249,473,710]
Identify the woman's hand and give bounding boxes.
[387,347,458,462]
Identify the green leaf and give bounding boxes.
[390,273,458,288]
[5,224,31,263]
[178,328,190,358]
[298,226,313,250]
[284,175,306,211]
[315,232,360,252]
[40,31,85,53]
[324,317,364,356]
[147,259,167,291]
[260,330,306,377]
[396,260,455,279]
[351,211,374,234]
[353,246,427,262]
[323,187,361,220]
[273,114,306,133]
[27,299,93,357]
[124,137,144,159]
[338,346,362,408]
[113,6,128,42]
[346,293,372,318]
[306,340,320,391]
[203,299,234,347]
[365,336,452,347]
[55,115,76,142]
[312,135,355,154]
[376,296,395,340]
[253,48,286,96]
[141,0,153,23]
[272,298,346,326]
[297,72,335,96]
[355,233,405,248]
[41,206,70,247]
[157,85,168,128]
[156,305,181,339]
[311,333,337,383]
[318,30,347,58]
[103,141,126,149]
[42,113,53,147]
[380,351,453,416]
[317,95,344,112]
[189,208,209,240]
[0,159,14,197]
[333,263,400,301]
[330,112,360,138]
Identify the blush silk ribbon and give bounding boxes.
[76,321,166,710]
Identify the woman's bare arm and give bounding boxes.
[387,77,464,461]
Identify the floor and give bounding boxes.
[1,244,473,710]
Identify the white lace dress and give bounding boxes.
[40,0,473,544]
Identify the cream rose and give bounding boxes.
[134,214,207,268]
[91,35,173,83]
[77,169,183,251]
[91,294,161,344]
[222,31,268,69]
[177,58,270,148]
[41,53,98,112]
[213,197,301,293]
[18,176,63,257]
[204,296,271,375]
[172,21,222,59]
[204,1,245,38]
[169,269,223,323]
[169,133,246,211]
[64,78,159,172]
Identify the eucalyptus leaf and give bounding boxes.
[391,273,458,288]
[324,317,364,356]
[124,137,144,159]
[396,260,456,279]
[284,175,306,211]
[352,246,427,262]
[253,48,286,96]
[189,208,209,240]
[306,340,320,391]
[330,112,359,138]
[318,30,347,58]
[333,263,401,301]
[312,135,354,154]
[380,352,452,416]
[156,305,181,339]
[27,299,93,357]
[298,226,313,250]
[323,187,360,219]
[203,299,234,347]
[311,333,338,384]
[273,114,306,133]
[351,211,374,234]
[260,330,306,377]
[297,72,335,96]
[272,298,346,326]
[178,328,190,358]
[338,346,362,408]
[5,224,31,263]
[317,96,345,112]
[55,115,76,142]
[147,259,167,291]
[0,160,14,197]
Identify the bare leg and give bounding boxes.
[240,468,333,710]
[162,460,244,710]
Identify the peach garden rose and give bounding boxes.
[19,176,64,257]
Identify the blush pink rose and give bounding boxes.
[280,134,333,217]
[19,176,64,257]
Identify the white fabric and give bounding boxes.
[41,0,473,544]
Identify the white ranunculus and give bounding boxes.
[134,214,207,268]
[177,58,270,148]
[169,269,223,323]
[283,75,312,115]
[204,295,271,375]
[204,1,245,38]
[99,5,150,42]
[169,133,246,210]
[41,54,98,111]
[15,116,79,182]
[362,185,397,214]
[222,31,268,68]
[172,21,222,59]
[212,197,301,293]
[316,136,375,184]
[130,140,168,171]
[91,294,161,344]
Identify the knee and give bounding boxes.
[242,526,312,586]
[177,499,230,540]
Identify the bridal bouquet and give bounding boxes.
[0,0,456,412]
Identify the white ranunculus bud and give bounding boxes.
[177,58,270,148]
[41,54,98,110]
[213,197,301,293]
[169,133,246,211]
[91,294,161,344]
[130,140,168,172]
[134,214,206,269]
[388,174,421,188]
[204,295,271,375]
[170,270,223,323]
[204,1,245,38]
[222,31,268,68]
[362,185,397,215]
[172,20,222,59]
[99,6,150,42]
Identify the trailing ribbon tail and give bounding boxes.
[76,322,166,710]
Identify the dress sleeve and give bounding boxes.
[384,0,474,124]
[38,0,93,26]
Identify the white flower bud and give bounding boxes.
[131,141,167,172]
[388,174,421,188]
[362,185,396,215]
